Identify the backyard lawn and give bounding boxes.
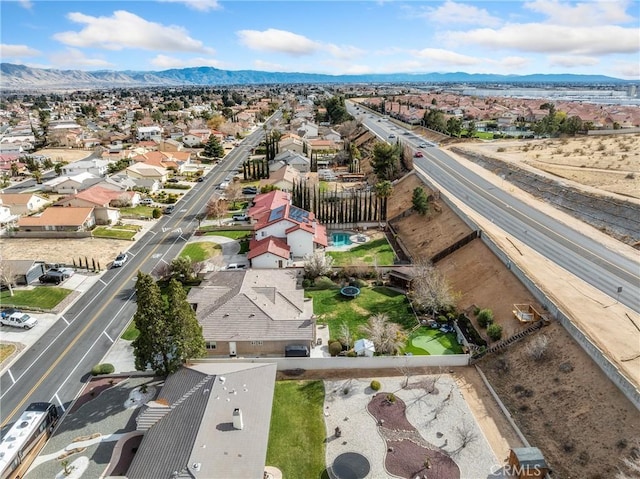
[180,242,222,262]
[0,287,73,310]
[403,328,463,355]
[266,380,326,478]
[327,238,395,266]
[306,285,415,340]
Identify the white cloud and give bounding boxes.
[549,55,599,68]
[237,29,320,56]
[49,48,113,68]
[450,24,639,56]
[524,0,634,26]
[324,44,365,61]
[412,48,481,66]
[0,43,41,58]
[613,60,640,80]
[18,0,33,10]
[53,10,214,53]
[157,0,221,11]
[151,54,223,69]
[422,1,501,27]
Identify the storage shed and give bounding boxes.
[508,447,550,479]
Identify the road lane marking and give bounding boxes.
[60,316,69,325]
[55,394,65,412]
[103,331,113,343]
[7,370,15,384]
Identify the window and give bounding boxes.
[250,340,263,346]
[206,341,217,350]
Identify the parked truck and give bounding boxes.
[1,312,38,329]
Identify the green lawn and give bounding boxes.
[267,381,326,478]
[327,238,395,266]
[306,286,415,340]
[93,226,137,240]
[180,242,222,262]
[201,229,252,240]
[402,328,463,355]
[121,320,140,341]
[0,287,73,310]
[119,205,156,218]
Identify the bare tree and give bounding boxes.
[225,181,243,209]
[0,259,18,297]
[206,196,228,225]
[410,259,459,318]
[303,251,334,281]
[359,313,406,355]
[455,421,478,450]
[526,334,549,361]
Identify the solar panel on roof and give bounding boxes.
[288,206,310,223]
[268,205,286,222]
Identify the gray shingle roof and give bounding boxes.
[187,270,314,342]
[127,362,277,479]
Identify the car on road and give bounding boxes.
[418,142,428,148]
[112,253,128,268]
[414,151,424,158]
[39,271,66,284]
[197,177,204,182]
[388,134,396,139]
[164,205,175,214]
[0,312,37,329]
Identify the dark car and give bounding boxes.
[39,271,65,284]
[164,205,175,214]
[242,187,258,195]
[166,178,180,183]
[197,177,204,182]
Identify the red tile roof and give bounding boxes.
[247,236,291,260]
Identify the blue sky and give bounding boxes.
[1,0,639,79]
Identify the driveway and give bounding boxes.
[187,234,248,270]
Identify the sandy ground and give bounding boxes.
[453,134,640,200]
[34,148,96,163]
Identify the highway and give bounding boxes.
[346,102,640,313]
[0,122,269,431]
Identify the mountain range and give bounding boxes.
[0,63,630,90]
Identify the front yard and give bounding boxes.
[0,287,73,310]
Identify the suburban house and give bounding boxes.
[258,165,302,192]
[132,150,191,174]
[278,133,305,155]
[137,126,162,142]
[247,236,292,269]
[125,163,169,183]
[0,193,50,216]
[54,185,138,224]
[296,120,319,139]
[61,158,110,177]
[272,150,311,173]
[126,362,276,479]
[1,259,46,285]
[187,269,315,357]
[181,129,211,147]
[17,206,96,232]
[42,172,101,195]
[0,200,20,230]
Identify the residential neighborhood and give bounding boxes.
[1,83,639,479]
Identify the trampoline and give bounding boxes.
[340,286,361,298]
[330,452,371,479]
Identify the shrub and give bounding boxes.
[370,380,381,391]
[329,341,343,357]
[526,334,549,361]
[302,279,312,288]
[473,306,481,316]
[91,363,115,376]
[477,309,494,328]
[314,276,337,289]
[386,393,396,403]
[487,323,503,340]
[152,208,162,219]
[346,350,357,357]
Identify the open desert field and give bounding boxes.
[34,147,95,163]
[454,133,640,199]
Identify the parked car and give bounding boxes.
[0,312,37,329]
[39,271,66,284]
[140,198,154,205]
[166,178,180,183]
[112,253,128,268]
[48,266,74,278]
[232,213,249,221]
[242,186,258,195]
[225,263,247,270]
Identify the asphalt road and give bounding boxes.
[0,123,269,432]
[346,102,640,313]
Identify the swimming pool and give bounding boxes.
[331,232,353,247]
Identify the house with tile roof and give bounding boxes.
[258,164,301,192]
[126,362,276,479]
[0,193,50,216]
[187,269,315,357]
[125,162,169,183]
[17,206,95,232]
[61,158,110,177]
[247,190,328,264]
[132,150,192,173]
[42,172,102,194]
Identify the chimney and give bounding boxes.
[232,408,243,430]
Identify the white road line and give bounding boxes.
[60,316,69,325]
[50,289,137,402]
[99,279,108,286]
[55,394,65,412]
[7,369,15,384]
[103,331,113,343]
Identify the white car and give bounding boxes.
[112,253,128,268]
[1,312,38,329]
[225,263,247,270]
